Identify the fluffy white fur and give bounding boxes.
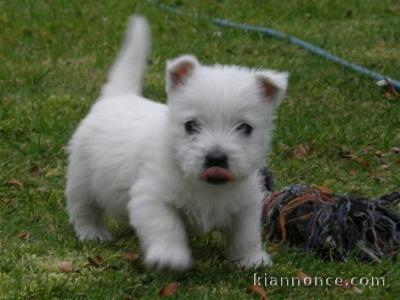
[65,15,288,271]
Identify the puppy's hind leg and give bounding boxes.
[65,166,112,242]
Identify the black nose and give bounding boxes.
[205,150,228,169]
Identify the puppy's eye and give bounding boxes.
[184,120,200,135]
[236,123,253,136]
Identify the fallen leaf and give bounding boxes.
[384,91,396,100]
[297,271,315,287]
[344,154,369,168]
[370,172,387,183]
[392,147,400,154]
[349,169,358,176]
[297,271,312,286]
[340,279,354,288]
[159,282,180,297]
[374,150,383,158]
[381,164,389,171]
[8,179,23,188]
[387,4,400,12]
[88,255,104,267]
[45,168,62,177]
[122,251,138,262]
[246,285,268,300]
[36,186,49,193]
[383,81,400,99]
[95,255,104,263]
[339,279,363,294]
[58,261,74,273]
[395,160,400,167]
[30,165,42,177]
[293,144,308,159]
[17,231,31,240]
[338,145,353,157]
[355,157,370,168]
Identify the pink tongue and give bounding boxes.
[201,167,234,181]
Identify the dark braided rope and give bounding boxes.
[260,170,400,262]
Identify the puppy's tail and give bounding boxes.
[101,15,150,97]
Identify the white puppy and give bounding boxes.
[65,15,288,271]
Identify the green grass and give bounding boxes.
[1,0,400,299]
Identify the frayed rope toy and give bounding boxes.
[260,168,400,263]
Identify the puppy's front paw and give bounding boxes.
[235,251,273,269]
[144,243,192,271]
[75,224,113,242]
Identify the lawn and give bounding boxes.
[1,0,399,299]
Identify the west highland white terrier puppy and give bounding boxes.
[65,15,288,271]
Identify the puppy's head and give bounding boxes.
[166,55,288,185]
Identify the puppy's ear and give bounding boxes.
[255,71,289,105]
[166,55,199,93]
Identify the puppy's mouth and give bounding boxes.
[200,167,234,185]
